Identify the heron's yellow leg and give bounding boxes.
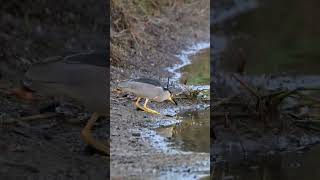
[135,97,145,110]
[143,98,160,115]
[81,112,109,155]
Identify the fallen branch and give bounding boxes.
[1,113,58,124]
[232,73,260,98]
[212,112,251,118]
[212,95,236,111]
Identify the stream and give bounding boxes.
[144,42,211,179]
[156,45,210,154]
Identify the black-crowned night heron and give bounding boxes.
[23,51,109,155]
[118,78,177,115]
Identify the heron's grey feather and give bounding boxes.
[132,78,162,87]
[25,53,108,114]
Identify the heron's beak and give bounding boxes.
[168,96,178,105]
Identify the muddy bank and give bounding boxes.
[212,73,320,158]
[110,0,210,178]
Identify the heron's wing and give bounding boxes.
[26,61,106,86]
[25,54,107,113]
[64,51,108,68]
[132,78,162,87]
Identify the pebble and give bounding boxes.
[132,132,141,137]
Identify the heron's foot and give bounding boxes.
[143,107,160,115]
[135,104,145,111]
[81,112,109,155]
[134,97,160,115]
[81,129,109,155]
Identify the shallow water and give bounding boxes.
[213,145,320,180]
[167,42,210,82]
[156,45,210,154]
[213,0,320,75]
[156,109,210,153]
[180,48,210,85]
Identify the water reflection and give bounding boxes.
[156,109,210,153]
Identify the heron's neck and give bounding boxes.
[158,91,169,102]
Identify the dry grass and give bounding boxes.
[110,0,209,66]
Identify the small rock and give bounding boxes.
[132,132,141,137]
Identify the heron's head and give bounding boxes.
[162,77,177,105]
[163,89,177,105]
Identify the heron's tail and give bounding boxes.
[118,81,129,89]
